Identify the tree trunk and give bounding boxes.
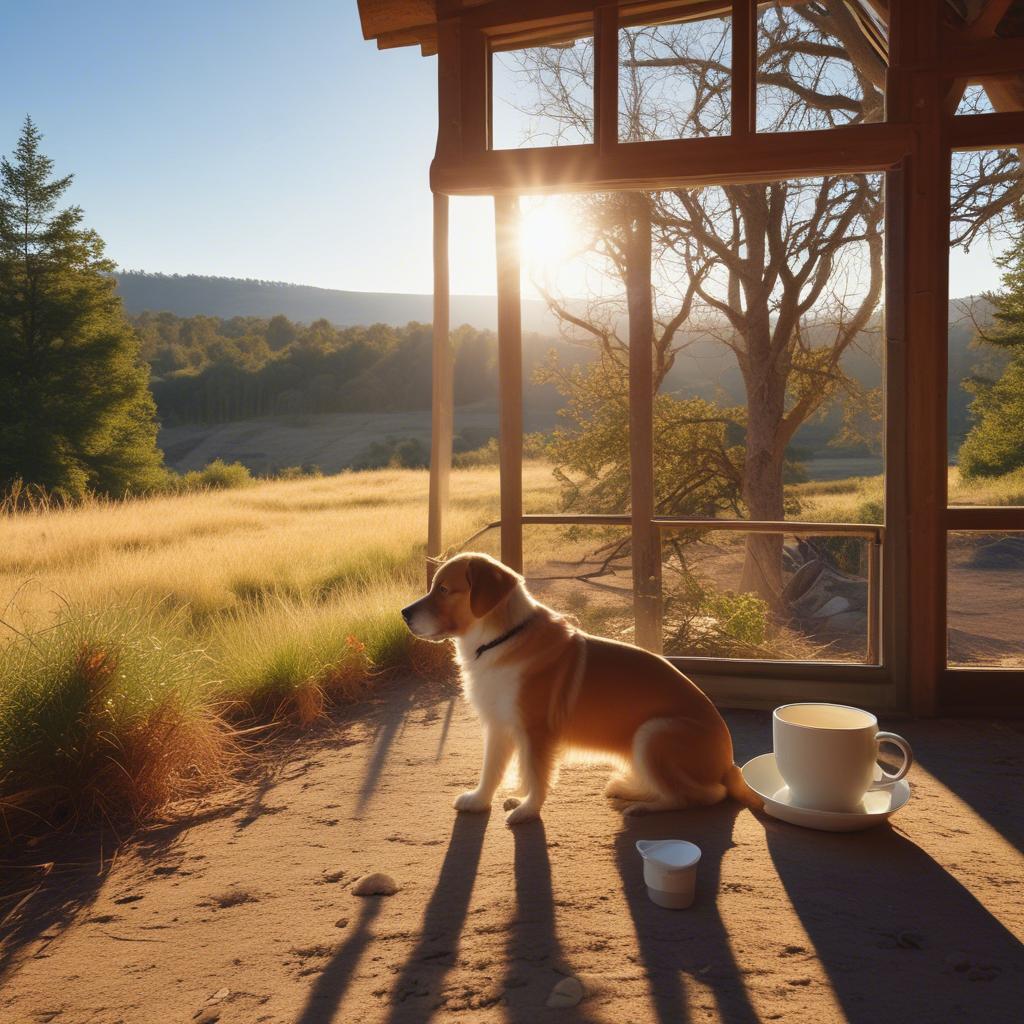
[740,361,787,606]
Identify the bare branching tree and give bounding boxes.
[507,1,1021,606]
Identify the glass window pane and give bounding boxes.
[523,525,633,639]
[949,147,1024,505]
[948,532,1024,668]
[756,0,885,132]
[661,528,872,663]
[491,37,594,149]
[956,84,996,116]
[618,14,731,142]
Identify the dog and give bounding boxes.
[401,552,761,825]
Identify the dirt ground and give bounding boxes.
[2,677,1022,1024]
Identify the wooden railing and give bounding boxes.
[457,514,884,666]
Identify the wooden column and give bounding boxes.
[890,1,946,714]
[494,194,524,572]
[427,191,453,583]
[594,4,619,153]
[627,198,662,651]
[731,0,755,137]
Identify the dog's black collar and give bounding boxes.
[475,616,533,660]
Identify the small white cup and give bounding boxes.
[636,840,701,909]
[773,702,913,813]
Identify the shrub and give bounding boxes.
[178,459,255,491]
[0,606,224,832]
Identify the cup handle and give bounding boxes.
[869,731,913,788]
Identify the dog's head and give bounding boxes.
[401,552,522,640]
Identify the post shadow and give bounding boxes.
[614,802,762,1024]
[380,810,490,1024]
[764,817,1024,1024]
[434,696,457,761]
[500,819,592,1023]
[295,897,384,1024]
[354,684,415,816]
[910,718,1024,853]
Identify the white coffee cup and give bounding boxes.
[773,703,913,813]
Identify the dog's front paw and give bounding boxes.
[454,790,491,813]
[505,801,540,826]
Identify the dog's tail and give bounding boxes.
[722,763,764,811]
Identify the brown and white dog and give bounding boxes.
[401,552,761,826]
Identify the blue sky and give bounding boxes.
[1,1,1000,298]
[1,0,497,294]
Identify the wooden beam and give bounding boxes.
[357,0,435,40]
[950,109,1024,148]
[964,0,1014,40]
[494,195,524,573]
[942,32,1024,76]
[594,4,619,153]
[945,506,1024,531]
[626,198,662,652]
[731,0,755,137]
[427,191,453,583]
[431,121,912,195]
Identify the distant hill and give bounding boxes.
[115,271,558,333]
[118,273,998,475]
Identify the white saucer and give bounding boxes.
[741,752,911,832]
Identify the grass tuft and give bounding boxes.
[0,605,225,836]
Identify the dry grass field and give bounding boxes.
[1,463,1019,835]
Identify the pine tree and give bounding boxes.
[958,219,1024,479]
[0,117,165,498]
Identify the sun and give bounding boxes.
[518,197,578,280]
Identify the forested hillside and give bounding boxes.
[133,301,994,460]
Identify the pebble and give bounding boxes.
[352,872,398,896]
[546,976,585,1008]
[210,988,229,1002]
[192,1009,220,1024]
[335,917,350,929]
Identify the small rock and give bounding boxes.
[546,976,584,1008]
[352,872,397,896]
[193,1008,220,1023]
[210,987,230,1002]
[945,952,971,972]
[334,917,350,929]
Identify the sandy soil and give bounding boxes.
[2,678,1022,1024]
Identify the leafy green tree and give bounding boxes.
[0,117,164,498]
[958,225,1024,479]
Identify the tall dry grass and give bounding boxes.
[2,458,1014,835]
[0,465,558,834]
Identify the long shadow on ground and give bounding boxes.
[502,819,591,1024]
[911,717,1024,853]
[765,817,1024,1024]
[380,812,491,1022]
[615,802,761,1024]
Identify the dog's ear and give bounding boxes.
[467,556,519,618]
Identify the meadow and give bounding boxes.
[1,462,1018,835]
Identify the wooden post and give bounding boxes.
[731,0,755,137]
[627,198,662,651]
[594,4,619,153]
[427,191,453,584]
[890,0,945,714]
[494,194,524,572]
